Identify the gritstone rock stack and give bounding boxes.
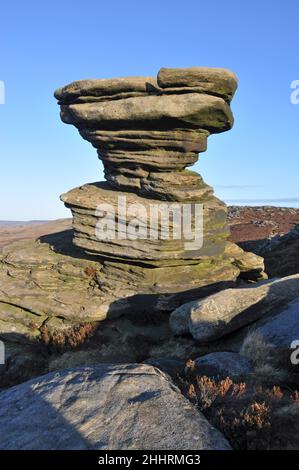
[57,69,234,263]
[55,67,265,307]
[0,68,266,342]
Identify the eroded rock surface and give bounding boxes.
[0,229,263,341]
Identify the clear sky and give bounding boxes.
[1,0,299,220]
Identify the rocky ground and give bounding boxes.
[0,208,299,450]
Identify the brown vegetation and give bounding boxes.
[182,374,299,449]
[40,322,98,352]
[180,332,299,449]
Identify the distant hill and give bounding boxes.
[0,220,50,227]
[0,219,72,247]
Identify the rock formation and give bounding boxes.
[0,67,265,343]
[56,67,265,304]
[56,67,236,265]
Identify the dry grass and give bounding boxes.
[240,330,299,387]
[240,330,275,367]
[181,374,299,449]
[40,322,98,352]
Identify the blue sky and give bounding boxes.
[1,0,299,219]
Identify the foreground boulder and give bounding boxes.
[0,364,231,450]
[170,274,299,342]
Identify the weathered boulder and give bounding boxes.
[0,364,231,450]
[170,274,299,342]
[188,352,253,380]
[225,241,267,281]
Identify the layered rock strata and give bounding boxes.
[56,68,242,266]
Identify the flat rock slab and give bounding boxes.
[60,93,233,132]
[0,364,231,450]
[55,76,159,103]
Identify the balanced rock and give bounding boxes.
[0,67,266,338]
[57,67,264,277]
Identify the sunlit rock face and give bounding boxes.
[54,67,265,298]
[56,67,236,264]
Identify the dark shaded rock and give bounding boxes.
[143,357,185,379]
[0,341,48,391]
[188,352,252,380]
[256,299,299,347]
[260,225,299,278]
